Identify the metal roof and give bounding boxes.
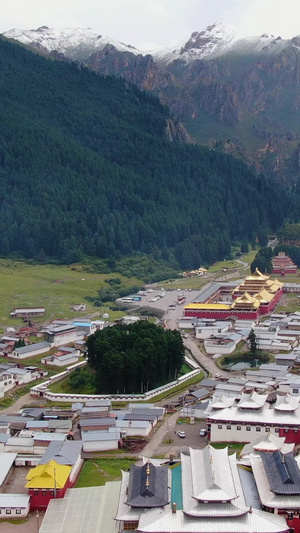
[136,507,288,532]
[0,453,17,485]
[40,441,83,465]
[82,431,120,442]
[85,400,111,407]
[40,482,121,533]
[80,418,115,427]
[14,342,50,354]
[0,494,30,508]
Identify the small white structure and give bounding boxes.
[41,347,80,367]
[195,321,231,339]
[82,430,120,452]
[0,494,30,518]
[204,333,244,355]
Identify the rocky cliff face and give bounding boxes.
[5,22,300,182]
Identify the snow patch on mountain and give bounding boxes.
[3,26,141,60]
[151,22,293,64]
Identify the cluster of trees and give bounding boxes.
[86,282,141,306]
[0,37,289,268]
[86,321,184,394]
[250,247,273,273]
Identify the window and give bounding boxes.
[284,429,289,434]
[226,425,231,430]
[218,425,222,429]
[237,426,241,431]
[256,427,261,432]
[42,491,46,496]
[16,509,21,515]
[292,389,299,394]
[265,428,270,432]
[294,430,298,434]
[34,491,39,496]
[246,427,251,431]
[275,428,279,433]
[124,522,139,531]
[6,509,11,515]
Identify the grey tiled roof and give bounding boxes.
[126,462,169,508]
[260,450,300,495]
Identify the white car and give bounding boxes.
[149,297,156,302]
[177,431,186,438]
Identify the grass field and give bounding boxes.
[75,459,135,488]
[0,259,141,325]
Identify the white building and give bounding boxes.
[207,392,300,444]
[44,325,78,347]
[195,321,231,339]
[11,341,51,359]
[82,430,120,452]
[0,494,30,519]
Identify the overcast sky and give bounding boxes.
[1,0,300,49]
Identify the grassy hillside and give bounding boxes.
[0,260,141,326]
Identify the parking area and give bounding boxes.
[150,419,208,458]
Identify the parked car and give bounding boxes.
[215,373,221,378]
[178,431,186,438]
[199,429,207,437]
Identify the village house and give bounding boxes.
[41,347,80,366]
[11,341,51,359]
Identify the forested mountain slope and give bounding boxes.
[0,37,289,267]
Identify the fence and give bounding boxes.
[30,364,202,403]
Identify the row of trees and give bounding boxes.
[86,321,184,394]
[0,37,289,268]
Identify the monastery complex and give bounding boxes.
[184,269,284,321]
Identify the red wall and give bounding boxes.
[28,478,72,510]
[278,428,300,445]
[184,289,283,320]
[287,516,300,533]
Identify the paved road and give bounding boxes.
[139,412,207,459]
[183,336,229,378]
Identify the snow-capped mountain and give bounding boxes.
[3,26,141,60]
[149,22,295,64]
[4,22,300,184]
[3,22,298,64]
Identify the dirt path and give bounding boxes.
[0,393,42,415]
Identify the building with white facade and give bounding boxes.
[11,342,51,359]
[207,392,300,445]
[43,325,78,347]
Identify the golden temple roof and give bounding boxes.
[255,289,274,303]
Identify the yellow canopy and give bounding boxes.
[184,303,231,310]
[25,460,71,489]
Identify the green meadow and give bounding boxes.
[0,259,141,326]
